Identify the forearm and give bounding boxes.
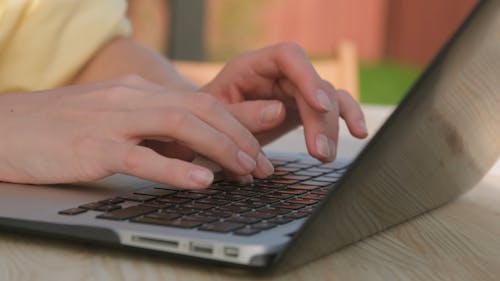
[71,37,197,92]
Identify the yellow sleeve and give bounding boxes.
[0,0,131,93]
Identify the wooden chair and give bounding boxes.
[173,41,360,101]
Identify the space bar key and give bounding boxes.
[96,206,157,220]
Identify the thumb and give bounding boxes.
[225,100,285,133]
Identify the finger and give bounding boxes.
[224,172,254,184]
[105,140,214,189]
[251,42,332,112]
[141,140,196,162]
[109,74,165,92]
[296,89,339,162]
[178,93,274,177]
[225,100,285,133]
[119,108,258,176]
[336,89,368,138]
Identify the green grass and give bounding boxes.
[360,62,422,105]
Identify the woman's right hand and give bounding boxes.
[0,75,273,189]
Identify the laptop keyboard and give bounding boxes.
[58,157,348,236]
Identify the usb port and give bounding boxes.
[190,242,213,255]
[224,247,239,258]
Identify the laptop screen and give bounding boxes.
[275,0,500,271]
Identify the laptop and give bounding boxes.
[0,0,498,273]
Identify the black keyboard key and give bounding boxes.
[279,188,307,195]
[219,205,252,213]
[225,215,261,224]
[284,211,309,220]
[272,202,304,210]
[97,205,157,220]
[182,215,218,223]
[94,204,122,212]
[232,200,266,209]
[270,178,300,184]
[229,189,258,196]
[323,172,344,178]
[301,180,330,186]
[265,191,294,200]
[134,188,177,197]
[59,207,87,215]
[295,158,321,165]
[285,163,313,169]
[119,194,155,202]
[234,227,262,236]
[195,198,231,206]
[157,197,191,204]
[282,175,310,180]
[189,189,221,195]
[198,210,233,218]
[300,193,325,200]
[241,211,276,220]
[139,201,173,209]
[163,207,197,215]
[132,217,201,228]
[212,194,246,201]
[303,167,331,173]
[182,203,213,210]
[251,222,277,230]
[79,202,105,210]
[253,182,284,189]
[99,198,125,205]
[257,207,291,215]
[144,212,181,221]
[288,184,319,191]
[199,221,244,233]
[249,196,280,204]
[267,217,294,225]
[175,191,207,200]
[275,167,301,172]
[286,198,318,205]
[270,160,288,166]
[312,176,338,182]
[294,170,323,177]
[272,170,289,176]
[311,190,329,196]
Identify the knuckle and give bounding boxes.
[116,74,145,85]
[102,85,133,102]
[123,146,147,172]
[239,134,260,157]
[277,41,306,56]
[192,93,221,114]
[164,108,193,131]
[215,136,236,156]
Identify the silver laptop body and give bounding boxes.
[0,0,498,272]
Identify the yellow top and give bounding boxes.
[0,0,131,93]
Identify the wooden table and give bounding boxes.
[1,105,499,281]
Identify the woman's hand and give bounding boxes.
[201,42,368,163]
[0,75,274,188]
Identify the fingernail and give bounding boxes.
[316,89,332,111]
[316,134,331,159]
[257,153,274,176]
[237,150,257,172]
[260,102,282,124]
[328,138,336,160]
[189,168,214,186]
[359,119,368,134]
[236,174,254,184]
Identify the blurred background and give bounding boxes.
[126,0,478,105]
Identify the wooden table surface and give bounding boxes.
[1,105,499,281]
